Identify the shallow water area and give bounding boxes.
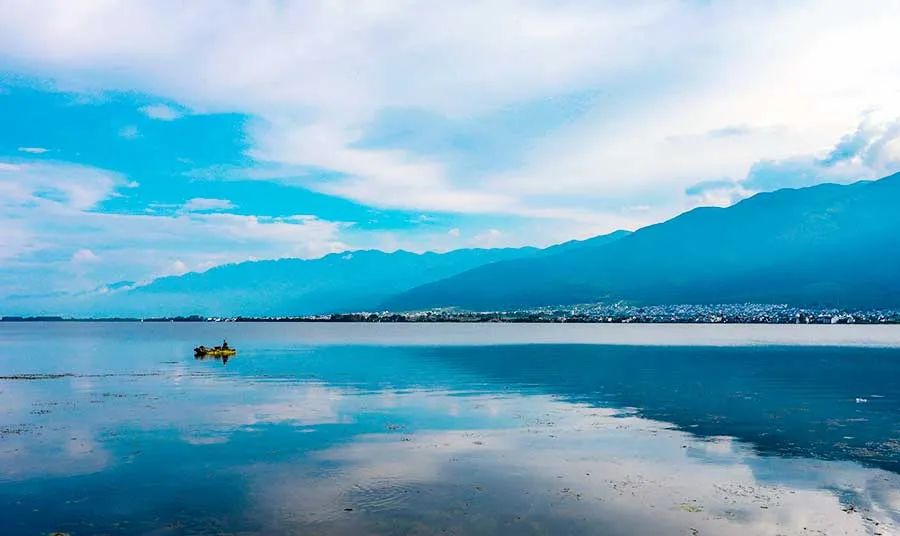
[1,322,899,535]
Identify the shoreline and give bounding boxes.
[6,303,900,325]
[3,321,900,348]
[3,316,900,325]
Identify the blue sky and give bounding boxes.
[1,0,900,300]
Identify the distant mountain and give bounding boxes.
[12,172,897,318]
[1,229,637,318]
[79,247,541,317]
[538,229,632,255]
[385,173,900,311]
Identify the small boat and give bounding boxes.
[194,341,237,358]
[197,347,236,357]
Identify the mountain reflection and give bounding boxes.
[417,344,900,473]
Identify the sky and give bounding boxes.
[1,0,900,299]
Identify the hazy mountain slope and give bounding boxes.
[83,247,539,317]
[1,230,633,317]
[385,173,900,311]
[75,229,632,317]
[538,229,632,255]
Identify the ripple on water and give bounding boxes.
[345,479,419,513]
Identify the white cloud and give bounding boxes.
[247,119,517,214]
[118,125,139,139]
[71,248,98,263]
[0,223,33,262]
[683,115,900,203]
[0,1,673,116]
[472,228,503,248]
[169,259,188,275]
[0,1,899,247]
[0,160,354,300]
[139,103,181,121]
[17,146,48,154]
[0,160,123,210]
[181,197,235,212]
[480,3,900,204]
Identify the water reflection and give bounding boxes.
[0,323,898,535]
[252,401,899,535]
[425,344,900,473]
[194,352,232,365]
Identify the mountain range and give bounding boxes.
[388,172,900,311]
[5,173,900,317]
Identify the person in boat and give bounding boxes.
[221,339,229,350]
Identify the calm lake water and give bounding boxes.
[1,322,899,535]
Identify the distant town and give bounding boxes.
[4,303,900,324]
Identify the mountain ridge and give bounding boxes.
[385,173,900,311]
[89,247,542,317]
[71,230,632,317]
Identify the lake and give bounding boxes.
[1,322,898,535]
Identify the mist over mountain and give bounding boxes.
[72,247,541,317]
[386,173,900,311]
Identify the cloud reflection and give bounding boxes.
[249,396,899,535]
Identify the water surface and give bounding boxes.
[1,322,898,535]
